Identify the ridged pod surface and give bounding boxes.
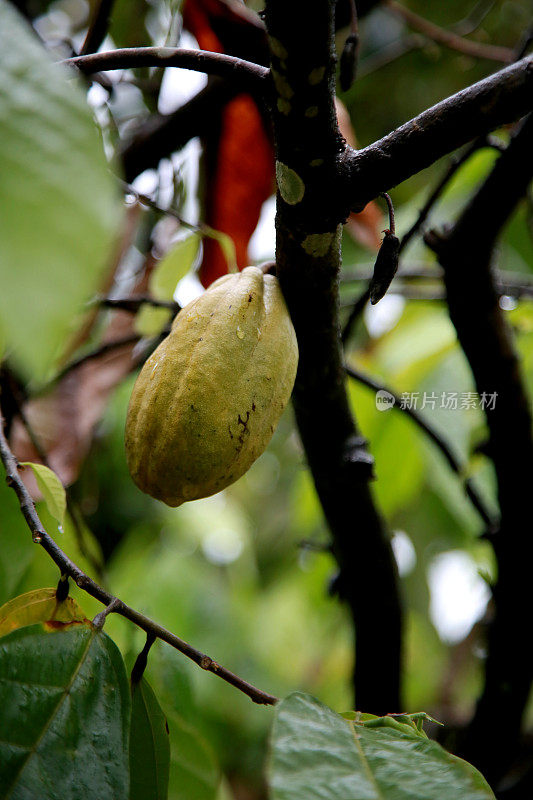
[125,266,298,506]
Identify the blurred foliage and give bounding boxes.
[0,1,532,798]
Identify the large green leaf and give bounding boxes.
[0,622,131,799]
[0,1,121,384]
[167,709,219,800]
[268,693,495,800]
[130,678,170,800]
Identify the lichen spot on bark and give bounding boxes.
[268,36,288,60]
[276,162,305,205]
[301,232,335,257]
[308,66,326,85]
[272,68,294,99]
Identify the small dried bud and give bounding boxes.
[369,230,400,305]
[340,33,359,92]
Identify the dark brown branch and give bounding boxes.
[52,334,141,385]
[385,1,514,63]
[266,0,402,713]
[80,0,116,56]
[99,295,180,314]
[341,55,533,212]
[345,365,497,529]
[0,408,277,706]
[341,264,533,299]
[121,80,240,182]
[426,113,533,786]
[63,47,269,88]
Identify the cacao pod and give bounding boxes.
[125,266,298,507]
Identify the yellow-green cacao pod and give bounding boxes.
[125,266,298,507]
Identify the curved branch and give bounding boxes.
[0,409,277,706]
[341,55,533,211]
[63,47,270,88]
[345,364,497,529]
[52,333,141,385]
[121,79,239,182]
[385,1,514,63]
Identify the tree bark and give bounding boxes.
[426,113,533,786]
[264,0,402,713]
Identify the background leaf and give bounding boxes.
[151,234,200,299]
[0,622,131,800]
[166,709,219,800]
[0,1,121,384]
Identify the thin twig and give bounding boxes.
[53,334,142,385]
[399,135,505,254]
[453,0,499,37]
[385,1,514,63]
[80,0,116,56]
[341,265,533,298]
[63,47,270,88]
[399,142,479,254]
[99,295,180,314]
[0,408,278,706]
[342,287,370,344]
[344,364,497,529]
[124,182,201,232]
[357,34,423,79]
[381,192,396,235]
[3,379,106,579]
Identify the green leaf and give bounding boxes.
[150,234,200,299]
[202,228,237,273]
[130,678,170,800]
[0,1,121,384]
[134,305,173,338]
[167,709,219,800]
[268,693,495,800]
[0,587,87,638]
[134,233,198,337]
[19,462,66,526]
[0,622,131,799]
